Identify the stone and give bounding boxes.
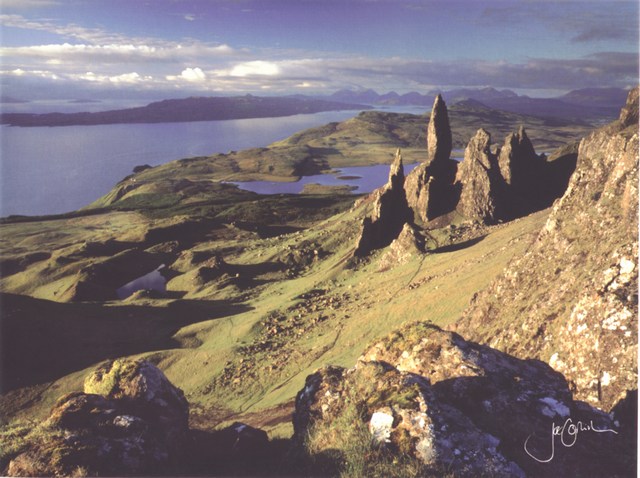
[405,95,459,223]
[426,94,453,170]
[378,223,425,270]
[354,149,413,256]
[619,86,638,128]
[455,88,639,412]
[455,128,502,223]
[294,323,631,477]
[9,359,190,476]
[497,126,539,186]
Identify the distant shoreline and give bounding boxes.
[0,95,371,127]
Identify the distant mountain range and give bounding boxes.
[326,87,629,121]
[0,95,371,127]
[1,87,628,127]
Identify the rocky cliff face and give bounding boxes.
[454,88,639,412]
[294,323,632,477]
[354,149,413,256]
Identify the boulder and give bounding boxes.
[294,323,631,477]
[8,359,190,477]
[84,358,189,436]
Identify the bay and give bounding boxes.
[0,110,364,217]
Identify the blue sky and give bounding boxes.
[1,0,638,102]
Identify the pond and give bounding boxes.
[116,265,167,299]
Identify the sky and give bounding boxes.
[1,0,638,103]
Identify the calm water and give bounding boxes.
[116,265,167,299]
[232,163,420,195]
[0,110,365,216]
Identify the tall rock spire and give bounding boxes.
[405,94,459,223]
[426,94,453,169]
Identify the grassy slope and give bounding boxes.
[1,198,548,438]
[0,102,588,439]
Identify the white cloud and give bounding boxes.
[180,67,206,82]
[1,0,59,8]
[71,71,151,84]
[184,14,197,21]
[230,61,280,77]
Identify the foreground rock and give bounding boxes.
[456,87,639,412]
[8,359,189,476]
[294,323,632,477]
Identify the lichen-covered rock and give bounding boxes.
[84,359,189,439]
[8,359,190,476]
[354,149,413,256]
[455,88,639,412]
[294,323,631,477]
[455,128,502,223]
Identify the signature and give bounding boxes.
[524,418,618,463]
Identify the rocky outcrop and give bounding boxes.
[455,88,639,412]
[8,359,190,477]
[405,95,459,223]
[295,323,632,477]
[455,128,503,223]
[378,222,425,270]
[497,126,539,186]
[354,149,413,256]
[455,124,579,224]
[497,126,568,219]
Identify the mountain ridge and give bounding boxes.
[0,95,372,127]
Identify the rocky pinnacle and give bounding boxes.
[426,94,453,168]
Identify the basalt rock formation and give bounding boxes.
[426,94,453,168]
[354,149,413,256]
[294,323,631,477]
[455,124,578,224]
[405,94,459,223]
[497,126,546,218]
[455,88,639,413]
[454,128,503,223]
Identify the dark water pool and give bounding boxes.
[116,265,167,299]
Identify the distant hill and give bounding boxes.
[325,87,629,122]
[558,87,631,107]
[0,95,371,127]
